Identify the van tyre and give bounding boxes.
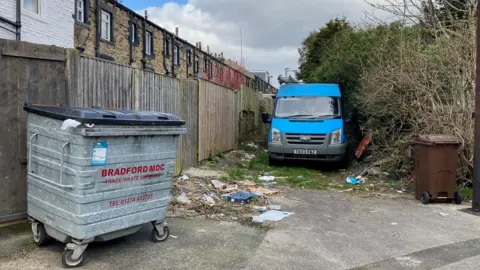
[268,157,280,167]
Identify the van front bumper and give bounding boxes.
[268,142,346,162]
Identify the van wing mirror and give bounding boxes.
[262,112,271,123]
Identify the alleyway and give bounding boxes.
[2,187,480,269]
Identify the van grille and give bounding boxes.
[285,133,326,145]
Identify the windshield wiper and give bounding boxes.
[282,114,316,118]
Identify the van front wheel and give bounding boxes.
[269,157,281,167]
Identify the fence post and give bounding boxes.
[65,49,79,106]
[133,68,141,110]
[174,79,184,176]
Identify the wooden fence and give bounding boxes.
[0,39,263,223]
[198,80,238,161]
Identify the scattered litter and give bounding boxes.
[253,206,267,212]
[238,180,257,187]
[370,211,378,213]
[224,184,238,192]
[269,205,281,210]
[244,153,256,160]
[259,176,276,182]
[297,175,304,179]
[264,149,268,152]
[252,210,294,223]
[439,212,449,217]
[369,184,375,187]
[202,194,215,205]
[246,143,259,149]
[224,192,253,204]
[250,187,279,195]
[346,177,364,185]
[355,135,373,159]
[252,216,264,223]
[251,190,263,197]
[391,223,398,226]
[338,188,354,192]
[178,175,189,181]
[397,190,403,194]
[176,193,191,205]
[211,180,226,189]
[60,119,82,130]
[170,235,178,239]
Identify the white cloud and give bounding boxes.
[143,0,389,87]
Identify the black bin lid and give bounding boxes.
[23,104,185,126]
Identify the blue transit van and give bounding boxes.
[264,83,347,165]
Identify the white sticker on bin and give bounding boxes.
[91,141,108,166]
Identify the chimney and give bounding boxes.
[199,42,202,50]
[214,53,217,58]
[207,45,210,54]
[144,10,148,20]
[175,27,179,37]
[195,42,199,48]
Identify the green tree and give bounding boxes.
[297,18,352,81]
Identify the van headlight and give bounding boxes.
[331,129,342,144]
[271,128,281,144]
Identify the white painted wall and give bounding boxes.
[0,0,75,48]
[0,0,17,39]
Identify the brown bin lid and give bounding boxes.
[412,134,460,145]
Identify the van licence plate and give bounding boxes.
[294,149,317,155]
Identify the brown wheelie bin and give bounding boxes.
[411,135,462,205]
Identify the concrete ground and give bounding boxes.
[2,189,480,269]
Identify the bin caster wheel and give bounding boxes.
[453,192,463,205]
[61,249,84,268]
[32,222,49,246]
[420,192,430,205]
[151,226,170,242]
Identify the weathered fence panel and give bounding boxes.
[238,85,262,141]
[137,70,180,115]
[175,80,199,174]
[0,40,68,223]
[74,56,134,109]
[198,80,238,160]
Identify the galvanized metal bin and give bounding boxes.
[23,104,186,268]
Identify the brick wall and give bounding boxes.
[0,0,74,47]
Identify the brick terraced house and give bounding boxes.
[72,0,276,92]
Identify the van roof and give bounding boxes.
[276,83,341,97]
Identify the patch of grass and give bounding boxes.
[457,187,473,202]
[244,150,350,191]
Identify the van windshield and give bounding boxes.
[274,96,340,118]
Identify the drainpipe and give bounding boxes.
[142,11,146,69]
[162,29,169,76]
[171,34,175,77]
[16,0,21,40]
[95,0,101,57]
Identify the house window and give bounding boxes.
[130,23,138,45]
[204,57,208,71]
[145,31,153,55]
[173,45,180,66]
[186,51,192,65]
[164,39,170,56]
[209,61,213,77]
[76,0,86,23]
[24,0,40,14]
[194,56,199,73]
[101,10,111,41]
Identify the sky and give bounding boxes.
[122,0,390,87]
